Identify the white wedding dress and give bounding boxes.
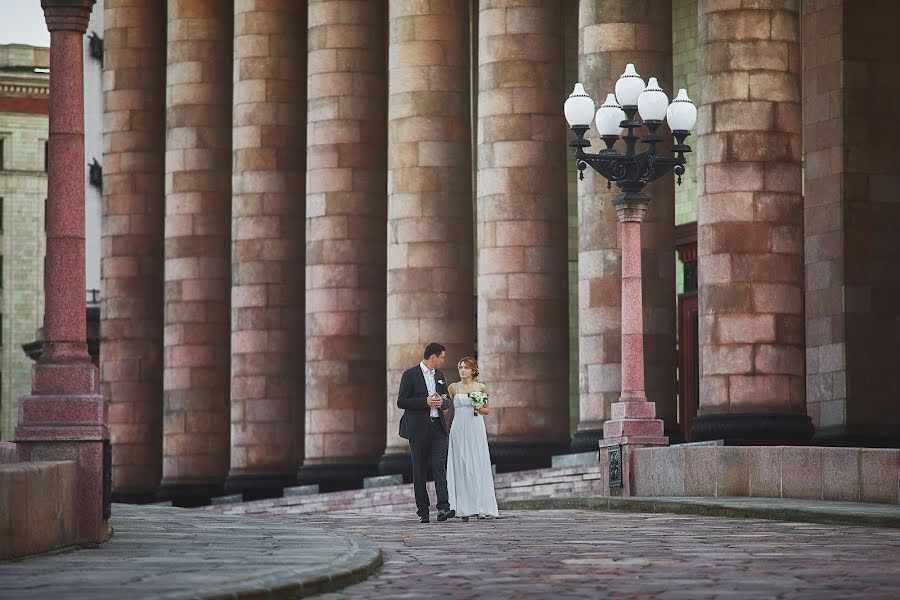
[447,392,499,518]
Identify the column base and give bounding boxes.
[570,428,604,453]
[296,463,378,493]
[224,472,298,501]
[15,391,108,545]
[377,452,413,483]
[110,491,160,505]
[691,413,814,445]
[488,442,569,473]
[156,483,224,508]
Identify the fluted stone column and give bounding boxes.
[694,1,810,443]
[378,0,474,480]
[573,0,676,451]
[102,0,166,501]
[226,0,306,500]
[16,0,108,545]
[161,0,233,503]
[477,0,569,470]
[300,0,387,491]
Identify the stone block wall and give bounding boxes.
[633,445,900,505]
[0,460,77,560]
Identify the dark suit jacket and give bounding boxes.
[397,365,451,440]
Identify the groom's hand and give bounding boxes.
[427,394,443,408]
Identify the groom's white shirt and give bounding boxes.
[420,361,438,418]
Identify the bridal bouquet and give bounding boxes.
[468,390,489,417]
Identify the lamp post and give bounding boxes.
[565,64,696,492]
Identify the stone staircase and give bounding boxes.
[202,452,605,516]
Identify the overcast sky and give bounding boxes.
[0,0,50,47]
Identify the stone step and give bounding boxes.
[283,484,319,497]
[671,439,724,447]
[551,451,600,468]
[363,474,403,489]
[210,494,243,505]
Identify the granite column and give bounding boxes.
[476,0,569,470]
[161,0,233,504]
[16,0,108,544]
[226,0,306,499]
[300,0,387,491]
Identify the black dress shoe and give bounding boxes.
[437,509,455,522]
[419,515,430,523]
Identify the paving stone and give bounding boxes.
[0,503,381,599]
[305,508,900,599]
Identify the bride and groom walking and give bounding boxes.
[397,343,499,523]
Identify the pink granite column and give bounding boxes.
[226,0,306,499]
[300,0,387,491]
[573,0,676,451]
[693,0,810,443]
[102,0,166,501]
[16,0,108,545]
[161,0,233,504]
[379,0,473,479]
[477,0,569,470]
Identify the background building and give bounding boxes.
[0,43,48,441]
[96,0,900,503]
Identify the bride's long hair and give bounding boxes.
[458,356,479,380]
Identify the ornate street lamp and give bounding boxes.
[565,64,696,490]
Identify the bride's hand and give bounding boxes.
[477,405,490,415]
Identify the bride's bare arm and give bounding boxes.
[477,383,490,415]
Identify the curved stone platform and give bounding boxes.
[0,504,381,599]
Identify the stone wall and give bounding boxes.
[0,460,78,559]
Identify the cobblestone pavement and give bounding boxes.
[0,504,380,600]
[296,509,900,599]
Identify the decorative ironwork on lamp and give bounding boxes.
[564,64,697,205]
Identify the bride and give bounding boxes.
[445,356,499,520]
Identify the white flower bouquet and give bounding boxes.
[468,390,489,417]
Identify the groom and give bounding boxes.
[397,342,455,523]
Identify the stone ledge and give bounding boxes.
[0,504,383,599]
[0,460,77,560]
[498,496,900,529]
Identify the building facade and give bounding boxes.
[101,0,900,503]
[0,44,48,442]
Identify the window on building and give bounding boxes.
[44,140,48,172]
[0,138,5,170]
[0,197,3,232]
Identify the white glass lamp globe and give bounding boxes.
[596,93,626,136]
[564,83,595,128]
[614,63,645,108]
[637,77,669,122]
[666,88,697,132]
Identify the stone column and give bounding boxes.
[693,1,810,443]
[378,0,473,480]
[161,0,233,504]
[102,0,166,501]
[301,0,387,491]
[803,1,900,443]
[16,0,108,544]
[477,0,569,470]
[573,0,676,452]
[226,0,306,499]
